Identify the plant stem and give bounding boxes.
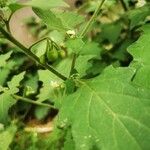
[69,0,106,76]
[12,94,56,109]
[119,0,128,11]
[28,37,48,50]
[0,26,67,81]
[69,54,77,76]
[80,0,106,38]
[28,37,61,50]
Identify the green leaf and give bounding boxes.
[128,25,150,90]
[101,22,122,44]
[8,72,25,93]
[58,11,84,29]
[127,4,150,29]
[76,55,94,77]
[0,125,17,150]
[58,66,150,150]
[37,69,62,102]
[0,51,12,67]
[79,42,102,56]
[0,91,16,124]
[0,67,11,86]
[63,128,75,150]
[0,57,25,86]
[56,58,72,77]
[0,72,25,123]
[34,106,50,120]
[66,38,85,54]
[33,8,66,32]
[8,3,24,12]
[128,25,150,66]
[133,66,150,90]
[26,0,69,10]
[24,73,39,96]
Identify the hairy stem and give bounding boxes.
[12,94,56,109]
[70,0,106,76]
[0,26,67,80]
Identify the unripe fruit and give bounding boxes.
[46,48,58,62]
[58,50,66,58]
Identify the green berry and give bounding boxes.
[59,50,66,58]
[46,48,58,62]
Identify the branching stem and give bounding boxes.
[0,26,67,80]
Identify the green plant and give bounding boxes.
[0,0,150,149]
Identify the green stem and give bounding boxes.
[69,0,106,76]
[69,54,77,76]
[12,94,56,109]
[79,0,106,38]
[0,26,67,81]
[29,37,61,50]
[28,37,48,50]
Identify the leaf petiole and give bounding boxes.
[12,94,56,109]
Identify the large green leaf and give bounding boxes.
[58,66,150,150]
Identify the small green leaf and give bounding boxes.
[0,91,16,123]
[0,125,17,150]
[37,70,62,102]
[66,38,85,54]
[101,22,122,44]
[127,4,150,29]
[58,11,84,29]
[76,55,94,77]
[0,72,25,123]
[34,106,50,120]
[8,72,25,93]
[79,42,102,56]
[0,51,12,67]
[33,8,66,32]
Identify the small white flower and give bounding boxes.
[50,81,60,88]
[66,30,76,38]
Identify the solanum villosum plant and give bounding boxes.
[0,0,150,149]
